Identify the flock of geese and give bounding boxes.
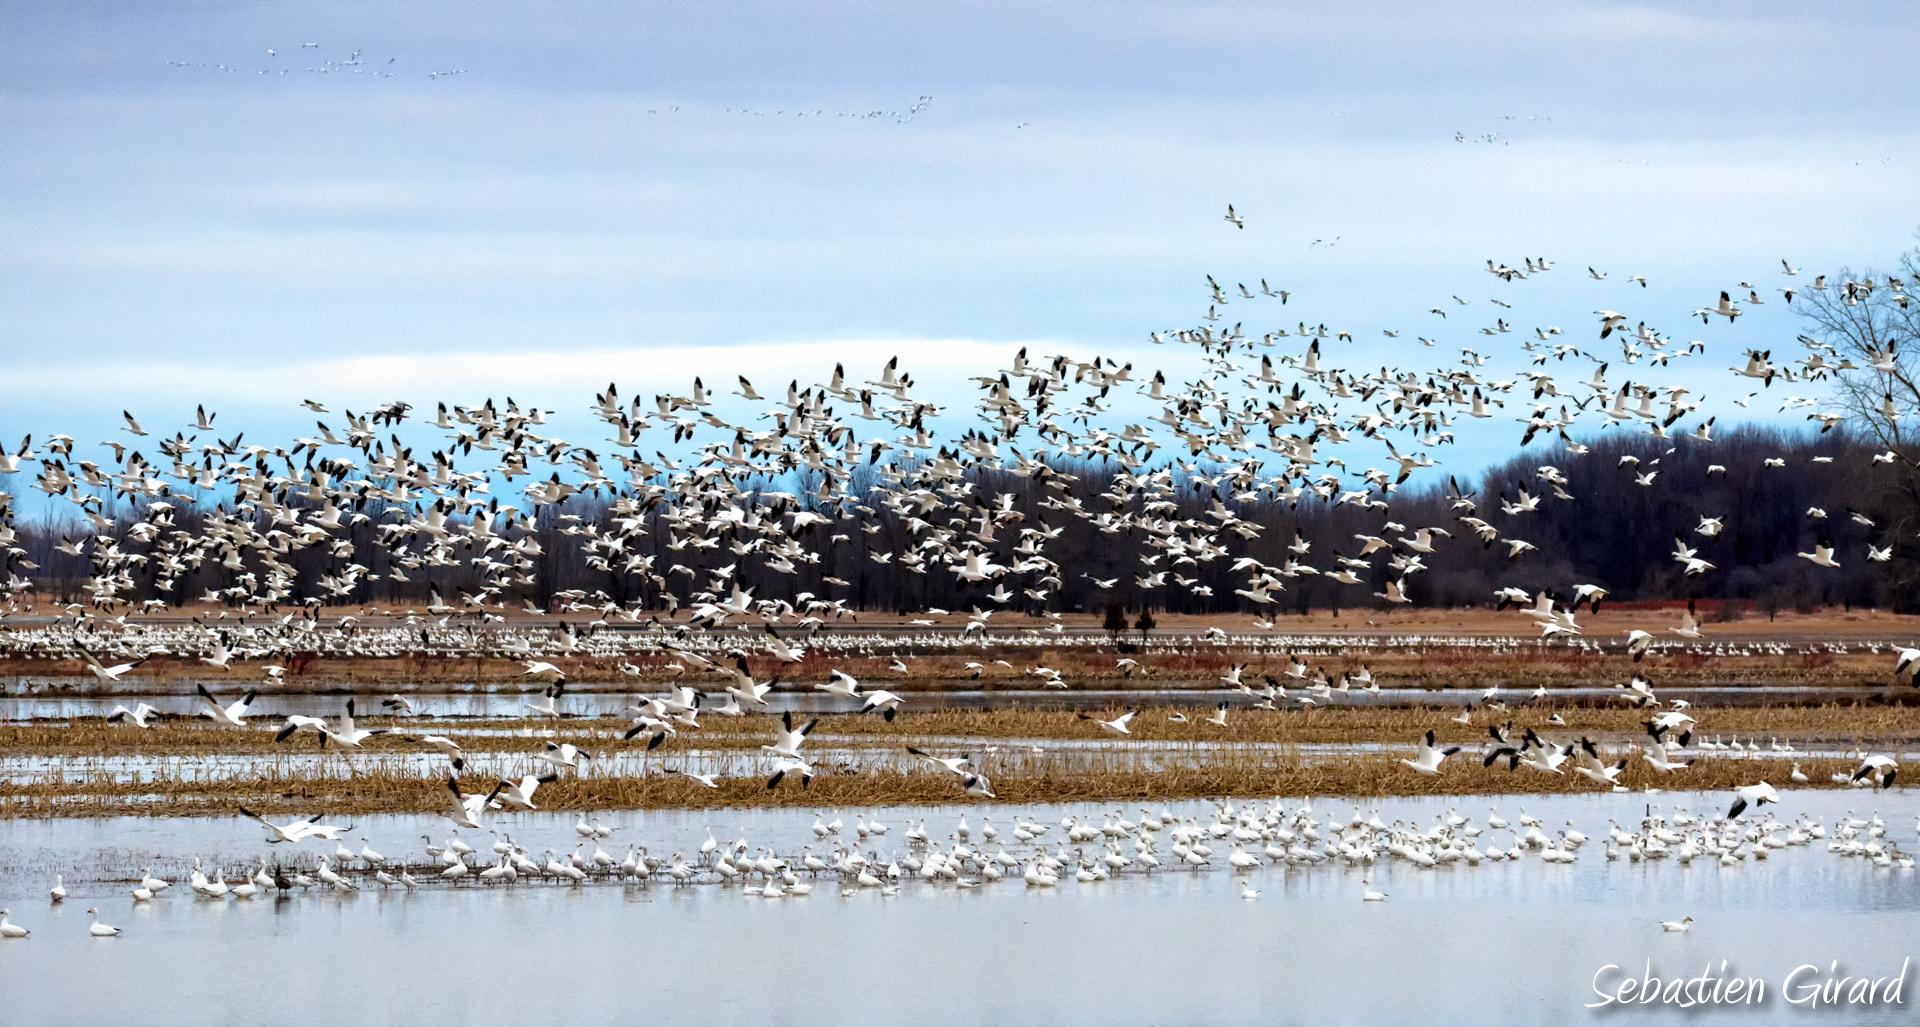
[5,794,1914,939]
[3,617,1908,692]
[13,620,1902,812]
[0,249,1908,654]
[0,242,1914,952]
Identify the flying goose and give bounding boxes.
[1400,730,1461,776]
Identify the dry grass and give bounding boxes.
[0,753,1874,819]
[3,702,1917,757]
[3,631,1911,690]
[5,697,1908,819]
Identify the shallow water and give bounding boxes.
[0,682,1896,722]
[6,737,1915,788]
[1,790,1915,1025]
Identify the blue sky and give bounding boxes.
[1,1,1916,475]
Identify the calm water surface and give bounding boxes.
[0,790,1915,1025]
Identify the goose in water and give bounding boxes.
[86,909,121,936]
[50,875,66,902]
[1660,916,1694,933]
[1361,880,1387,902]
[0,910,27,938]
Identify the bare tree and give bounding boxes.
[1797,243,1920,444]
[1797,239,1920,598]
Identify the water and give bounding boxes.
[0,682,1898,722]
[1,790,1915,1025]
[8,738,1916,789]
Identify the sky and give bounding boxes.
[1,0,1917,477]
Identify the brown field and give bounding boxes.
[7,604,1912,819]
[3,637,1912,692]
[2,701,1907,818]
[0,753,1874,819]
[6,598,1918,639]
[3,703,1916,755]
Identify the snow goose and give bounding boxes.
[1399,730,1461,775]
[196,684,258,727]
[816,670,861,700]
[1852,755,1898,789]
[1727,782,1781,819]
[860,690,906,721]
[764,710,819,759]
[1797,540,1841,569]
[447,776,507,829]
[1078,709,1137,736]
[86,909,121,936]
[105,702,163,728]
[663,769,721,788]
[495,773,559,810]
